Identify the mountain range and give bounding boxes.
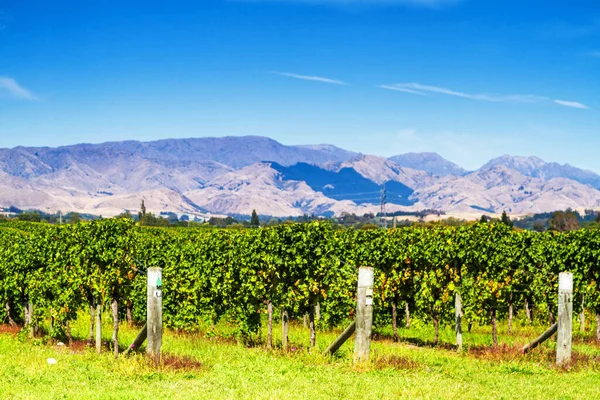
[1,135,600,218]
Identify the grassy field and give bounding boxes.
[1,315,600,399]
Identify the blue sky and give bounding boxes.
[0,0,599,171]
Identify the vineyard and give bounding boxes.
[2,219,600,356]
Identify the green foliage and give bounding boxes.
[3,220,600,346]
[0,219,136,337]
[17,212,41,222]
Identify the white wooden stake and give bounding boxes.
[354,267,374,364]
[556,272,573,366]
[147,267,163,364]
[455,292,463,351]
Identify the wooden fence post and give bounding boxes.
[124,323,147,355]
[324,321,356,356]
[525,297,532,324]
[521,322,558,353]
[25,300,34,338]
[354,267,374,364]
[455,292,463,351]
[267,302,273,350]
[309,305,316,349]
[88,304,95,344]
[5,302,15,326]
[147,267,163,364]
[95,303,102,353]
[557,272,573,366]
[282,309,289,351]
[580,295,585,332]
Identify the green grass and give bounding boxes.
[1,316,600,399]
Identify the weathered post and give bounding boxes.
[556,272,573,366]
[508,293,514,334]
[124,323,147,355]
[521,322,558,353]
[525,297,532,324]
[354,267,374,364]
[5,302,15,326]
[580,295,585,332]
[25,300,34,338]
[392,297,399,342]
[324,321,356,356]
[147,267,163,364]
[308,305,316,349]
[282,309,289,351]
[267,302,273,350]
[88,304,95,344]
[455,292,463,351]
[95,303,102,353]
[127,299,133,328]
[111,298,119,359]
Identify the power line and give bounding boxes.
[380,183,387,228]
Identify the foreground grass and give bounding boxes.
[1,317,600,399]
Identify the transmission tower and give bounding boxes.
[380,183,387,228]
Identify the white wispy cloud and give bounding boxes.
[237,0,462,8]
[273,72,346,85]
[0,76,38,100]
[554,100,589,109]
[380,82,588,110]
[379,85,426,95]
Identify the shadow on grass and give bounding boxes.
[373,354,422,371]
[467,343,529,362]
[50,338,133,354]
[573,334,600,346]
[373,332,457,351]
[60,337,205,372]
[160,353,205,371]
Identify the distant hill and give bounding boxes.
[388,152,467,176]
[481,155,600,190]
[1,135,600,218]
[411,165,600,214]
[0,136,357,173]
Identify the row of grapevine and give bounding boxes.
[0,219,136,356]
[1,220,600,352]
